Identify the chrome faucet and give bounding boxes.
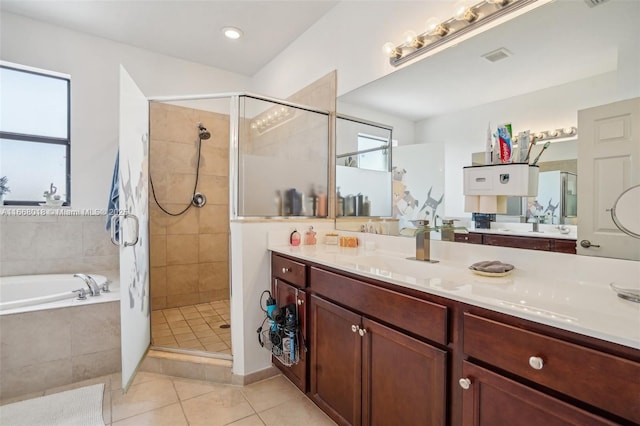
[532,216,541,233]
[410,220,439,263]
[74,274,101,296]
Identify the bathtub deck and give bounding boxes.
[151,300,231,355]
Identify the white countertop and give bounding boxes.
[269,241,639,350]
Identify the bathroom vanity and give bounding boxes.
[454,231,577,254]
[269,247,639,426]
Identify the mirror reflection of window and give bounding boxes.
[356,134,389,172]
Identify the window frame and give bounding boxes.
[0,62,71,206]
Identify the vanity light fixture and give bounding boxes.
[513,126,577,144]
[250,105,294,135]
[383,0,545,67]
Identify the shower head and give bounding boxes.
[197,123,211,140]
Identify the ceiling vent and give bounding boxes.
[481,48,512,63]
[584,0,611,7]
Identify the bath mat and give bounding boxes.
[0,383,105,426]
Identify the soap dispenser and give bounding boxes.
[304,226,317,245]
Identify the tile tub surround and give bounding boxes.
[0,213,118,276]
[0,372,336,426]
[149,102,230,310]
[0,300,121,399]
[268,231,640,350]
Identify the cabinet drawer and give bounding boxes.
[272,254,306,288]
[483,234,551,251]
[310,267,448,345]
[463,313,640,424]
[454,233,483,244]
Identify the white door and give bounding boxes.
[577,97,640,260]
[117,66,150,390]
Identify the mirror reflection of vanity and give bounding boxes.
[335,0,640,259]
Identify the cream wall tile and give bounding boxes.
[165,206,199,235]
[0,359,72,399]
[151,266,167,296]
[71,347,121,382]
[82,219,118,256]
[199,176,228,204]
[151,296,167,310]
[200,144,230,177]
[71,302,121,355]
[199,233,228,263]
[0,309,71,370]
[166,264,199,295]
[199,204,229,234]
[150,234,166,267]
[167,293,201,308]
[198,262,229,292]
[166,234,198,265]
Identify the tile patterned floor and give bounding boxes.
[151,301,231,354]
[0,372,337,426]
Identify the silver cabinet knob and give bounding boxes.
[358,328,368,336]
[281,267,289,273]
[297,299,303,305]
[529,356,544,370]
[351,324,359,333]
[580,240,600,248]
[459,378,472,390]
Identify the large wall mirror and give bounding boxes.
[335,0,640,260]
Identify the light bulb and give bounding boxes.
[250,122,257,130]
[453,0,478,22]
[402,30,424,48]
[425,17,441,34]
[563,127,576,135]
[382,42,401,59]
[548,129,559,137]
[487,0,509,5]
[536,132,545,140]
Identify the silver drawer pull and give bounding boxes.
[459,378,472,390]
[529,356,544,370]
[297,299,304,305]
[358,328,368,337]
[351,324,359,333]
[281,267,291,274]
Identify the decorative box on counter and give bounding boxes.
[463,163,539,196]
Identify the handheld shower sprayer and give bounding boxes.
[197,123,211,140]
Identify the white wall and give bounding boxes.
[252,1,459,99]
[415,71,639,217]
[0,12,250,210]
[337,101,415,147]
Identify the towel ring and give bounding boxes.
[610,184,640,239]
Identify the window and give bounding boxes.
[356,133,390,172]
[0,62,70,206]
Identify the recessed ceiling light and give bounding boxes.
[222,27,243,40]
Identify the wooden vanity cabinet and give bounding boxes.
[271,255,308,392]
[460,361,618,425]
[270,252,639,425]
[308,267,448,426]
[456,232,577,254]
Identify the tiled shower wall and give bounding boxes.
[0,214,118,276]
[149,102,230,310]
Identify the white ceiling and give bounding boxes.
[0,0,338,76]
[339,0,640,121]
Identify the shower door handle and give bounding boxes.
[110,213,139,247]
[123,213,140,247]
[109,215,120,246]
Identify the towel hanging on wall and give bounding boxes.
[105,150,120,241]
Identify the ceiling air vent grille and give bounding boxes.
[481,48,512,63]
[584,0,611,8]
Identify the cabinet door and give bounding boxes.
[310,295,362,426]
[273,278,307,392]
[361,318,447,426]
[460,361,617,426]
